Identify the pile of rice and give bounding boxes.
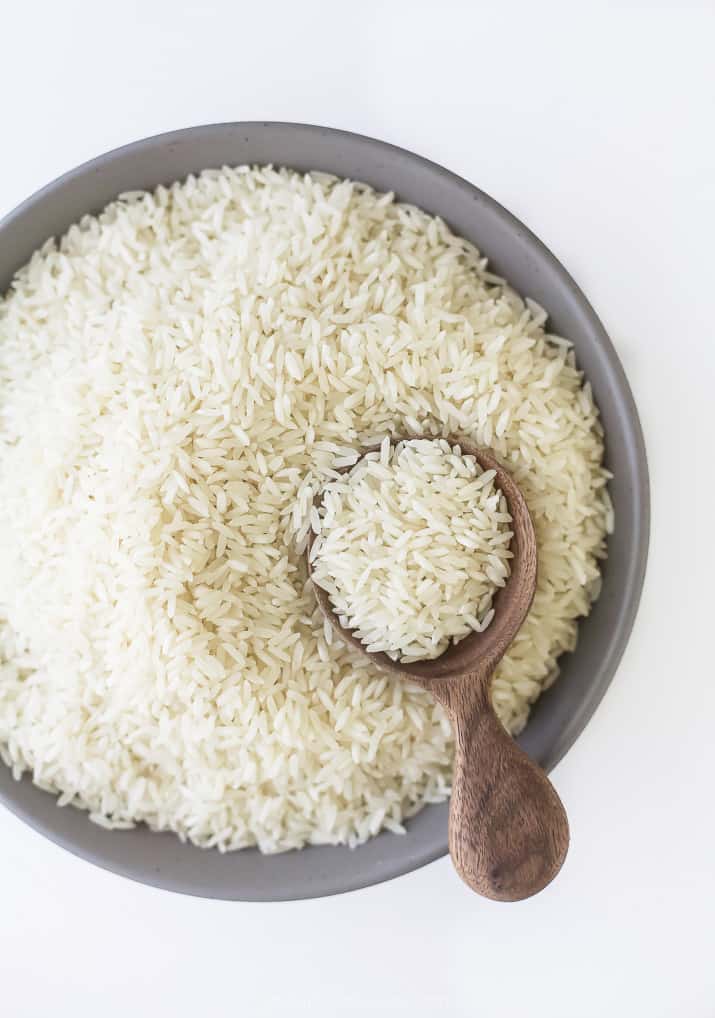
[309,437,513,663]
[0,166,612,852]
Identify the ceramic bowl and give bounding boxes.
[0,123,649,899]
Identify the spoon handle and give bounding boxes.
[436,680,569,901]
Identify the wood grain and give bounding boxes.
[431,675,569,901]
[307,436,569,901]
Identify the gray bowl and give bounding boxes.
[0,123,649,900]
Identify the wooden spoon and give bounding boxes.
[306,437,569,901]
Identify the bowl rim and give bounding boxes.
[0,122,650,899]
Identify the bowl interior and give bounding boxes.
[0,123,649,900]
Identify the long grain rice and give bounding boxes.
[0,166,611,851]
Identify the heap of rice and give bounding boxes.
[0,166,612,852]
[309,437,513,662]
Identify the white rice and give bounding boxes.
[309,437,513,663]
[0,166,611,852]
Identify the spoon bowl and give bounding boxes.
[308,440,538,682]
[307,436,570,901]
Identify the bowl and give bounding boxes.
[0,123,649,900]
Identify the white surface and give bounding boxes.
[1,2,713,1015]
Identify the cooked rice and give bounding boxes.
[0,166,611,851]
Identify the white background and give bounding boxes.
[1,2,714,1015]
